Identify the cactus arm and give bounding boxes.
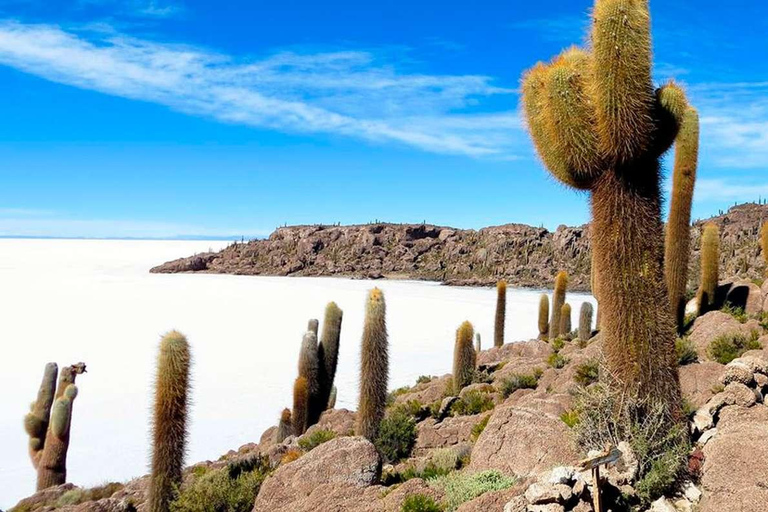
[36,385,78,491]
[25,363,58,468]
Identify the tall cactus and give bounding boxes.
[579,302,594,342]
[317,302,343,423]
[698,223,720,314]
[537,294,549,340]
[275,408,292,444]
[521,0,686,409]
[761,221,768,273]
[292,376,309,436]
[548,271,568,340]
[559,303,572,337]
[149,331,191,512]
[453,321,476,394]
[474,333,482,353]
[298,331,321,425]
[665,107,699,331]
[494,280,507,347]
[356,288,389,441]
[24,362,86,490]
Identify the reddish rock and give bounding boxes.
[679,362,725,408]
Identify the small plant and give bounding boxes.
[298,429,336,451]
[55,483,124,507]
[390,400,426,421]
[708,331,762,364]
[547,353,569,369]
[417,375,434,384]
[710,384,725,394]
[428,470,516,512]
[498,372,540,398]
[170,463,268,512]
[560,410,579,428]
[430,448,461,473]
[450,391,494,416]
[720,303,748,323]
[470,415,490,441]
[280,449,302,465]
[573,360,599,386]
[551,337,565,352]
[675,337,698,366]
[375,409,417,463]
[401,494,443,512]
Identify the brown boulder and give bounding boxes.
[394,375,451,407]
[469,392,580,476]
[688,311,760,361]
[726,281,764,315]
[679,362,725,408]
[477,340,552,367]
[414,413,491,455]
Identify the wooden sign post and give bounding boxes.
[576,445,622,512]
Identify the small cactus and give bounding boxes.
[494,280,507,347]
[538,294,549,340]
[292,376,309,436]
[453,321,476,394]
[474,333,482,353]
[275,408,292,444]
[317,302,343,422]
[549,271,568,340]
[579,302,594,342]
[356,288,389,441]
[149,331,191,512]
[307,318,319,336]
[698,223,720,314]
[24,362,86,490]
[559,303,572,337]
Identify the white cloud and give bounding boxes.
[0,20,522,157]
[694,178,768,203]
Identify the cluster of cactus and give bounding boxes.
[356,288,389,441]
[548,272,568,340]
[664,106,699,330]
[698,223,720,314]
[537,294,549,339]
[291,302,344,435]
[149,331,191,512]
[453,321,477,394]
[494,280,506,347]
[521,0,687,408]
[578,302,594,342]
[24,362,86,490]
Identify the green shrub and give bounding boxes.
[417,375,435,384]
[721,303,748,323]
[375,409,417,463]
[470,415,490,441]
[499,372,540,398]
[428,470,516,512]
[675,337,698,366]
[170,465,268,512]
[547,353,569,369]
[401,494,443,512]
[573,360,599,386]
[708,331,762,364]
[298,429,336,451]
[430,448,460,473]
[390,399,426,420]
[560,410,579,428]
[470,369,494,384]
[55,483,124,507]
[450,391,494,416]
[551,338,565,351]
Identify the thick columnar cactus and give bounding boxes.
[538,294,549,340]
[24,362,86,490]
[665,107,699,330]
[698,223,720,314]
[761,222,768,272]
[298,331,322,425]
[579,302,594,342]
[521,0,686,409]
[559,303,572,337]
[149,331,191,512]
[307,318,319,336]
[548,272,568,340]
[317,302,343,422]
[356,288,389,441]
[494,280,507,347]
[474,333,482,353]
[292,377,309,436]
[453,321,476,394]
[275,408,292,444]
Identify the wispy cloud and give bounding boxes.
[0,20,522,157]
[76,0,184,19]
[695,178,768,203]
[509,15,589,44]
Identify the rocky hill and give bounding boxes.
[151,203,768,292]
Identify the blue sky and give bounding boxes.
[0,0,766,238]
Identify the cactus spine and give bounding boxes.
[538,294,549,340]
[298,331,321,425]
[149,331,191,512]
[317,302,343,422]
[579,302,594,342]
[548,272,568,340]
[494,280,507,347]
[24,362,86,490]
[275,408,292,444]
[356,288,389,441]
[474,333,482,353]
[664,107,699,330]
[698,223,720,314]
[292,377,309,436]
[559,303,572,337]
[521,0,686,410]
[453,321,476,394]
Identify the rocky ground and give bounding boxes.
[150,203,768,292]
[12,279,768,512]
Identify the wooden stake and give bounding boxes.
[592,465,603,512]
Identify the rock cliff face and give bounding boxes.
[151,203,768,292]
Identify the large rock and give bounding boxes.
[394,375,451,407]
[679,362,725,408]
[726,281,764,315]
[469,392,580,476]
[699,405,768,512]
[477,340,553,367]
[252,436,381,512]
[688,311,760,361]
[414,412,490,455]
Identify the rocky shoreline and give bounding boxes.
[151,203,768,292]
